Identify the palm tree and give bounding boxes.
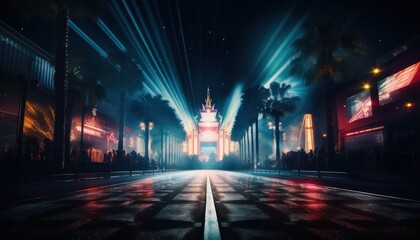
[9,0,110,169]
[231,110,247,168]
[132,94,160,170]
[65,69,106,166]
[131,94,185,171]
[290,15,366,163]
[263,82,300,171]
[159,104,184,170]
[241,86,270,169]
[102,51,143,163]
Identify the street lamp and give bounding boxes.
[268,121,283,156]
[140,121,153,174]
[372,67,381,74]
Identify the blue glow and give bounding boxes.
[97,18,127,52]
[220,84,243,134]
[175,0,196,109]
[68,19,108,58]
[259,18,305,87]
[109,0,196,132]
[245,7,294,82]
[263,61,290,88]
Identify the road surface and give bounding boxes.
[1,170,420,239]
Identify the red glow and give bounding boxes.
[107,132,118,144]
[301,184,322,191]
[345,126,384,137]
[378,62,420,105]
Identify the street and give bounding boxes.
[1,170,420,239]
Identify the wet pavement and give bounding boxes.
[1,170,420,239]
[0,171,206,240]
[212,171,420,240]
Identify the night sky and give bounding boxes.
[1,0,419,131]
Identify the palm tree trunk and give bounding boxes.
[144,122,149,174]
[52,7,69,171]
[80,106,85,152]
[118,91,125,162]
[275,116,281,171]
[246,129,251,170]
[324,77,335,169]
[15,78,28,181]
[64,90,75,168]
[165,130,168,170]
[243,136,246,167]
[170,134,173,166]
[255,114,259,169]
[250,123,254,171]
[160,127,164,172]
[239,139,242,166]
[243,134,246,168]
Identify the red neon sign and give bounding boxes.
[107,132,118,144]
[345,126,384,137]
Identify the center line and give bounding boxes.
[204,171,222,240]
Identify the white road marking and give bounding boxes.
[204,172,222,240]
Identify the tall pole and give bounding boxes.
[144,122,149,175]
[275,117,281,174]
[15,79,28,184]
[161,127,164,172]
[251,123,254,171]
[118,91,126,163]
[255,114,259,170]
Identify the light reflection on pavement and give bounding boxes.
[211,171,420,240]
[0,171,206,240]
[0,170,420,240]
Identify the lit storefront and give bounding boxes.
[336,35,420,171]
[0,20,55,155]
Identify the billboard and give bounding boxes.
[346,89,372,123]
[378,62,420,106]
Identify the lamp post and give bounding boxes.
[141,121,153,174]
[268,121,283,172]
[319,132,327,178]
[15,76,39,184]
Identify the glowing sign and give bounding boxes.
[107,132,118,144]
[345,126,384,137]
[76,125,103,137]
[347,89,372,123]
[378,62,420,105]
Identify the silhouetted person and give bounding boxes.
[42,138,52,161]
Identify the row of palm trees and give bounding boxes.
[232,15,367,170]
[47,54,186,171]
[231,82,300,170]
[131,94,186,170]
[9,0,186,171]
[9,0,368,172]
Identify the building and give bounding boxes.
[186,87,231,161]
[335,34,420,172]
[0,20,56,154]
[0,20,142,164]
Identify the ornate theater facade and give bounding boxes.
[185,87,232,161]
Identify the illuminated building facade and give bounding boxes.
[336,34,420,172]
[186,87,231,161]
[0,20,141,162]
[0,20,56,153]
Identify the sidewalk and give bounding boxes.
[0,170,174,208]
[249,169,420,201]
